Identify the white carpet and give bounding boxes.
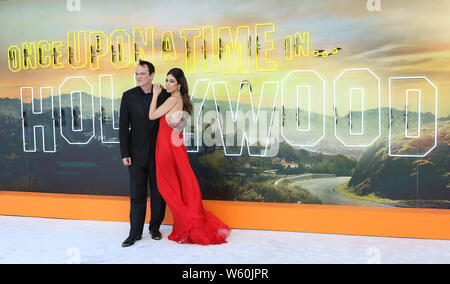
[0,215,449,264]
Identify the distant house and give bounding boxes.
[5,153,19,160]
[272,157,299,168]
[282,161,298,168]
[272,157,282,164]
[244,162,258,169]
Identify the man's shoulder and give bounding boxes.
[123,86,140,96]
[160,88,170,99]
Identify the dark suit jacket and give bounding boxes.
[119,86,170,167]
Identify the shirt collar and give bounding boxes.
[138,86,152,96]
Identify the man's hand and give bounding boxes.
[122,157,132,166]
[167,111,184,129]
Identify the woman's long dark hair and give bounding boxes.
[167,68,192,115]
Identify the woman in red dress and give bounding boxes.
[149,68,231,245]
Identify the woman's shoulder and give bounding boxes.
[166,96,178,104]
[168,95,183,103]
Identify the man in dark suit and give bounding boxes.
[119,60,179,247]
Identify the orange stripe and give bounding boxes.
[1,191,449,240]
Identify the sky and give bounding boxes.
[0,0,449,117]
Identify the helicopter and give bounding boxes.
[314,47,342,57]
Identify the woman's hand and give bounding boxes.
[167,111,184,129]
[153,84,162,96]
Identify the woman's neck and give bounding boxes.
[170,90,181,97]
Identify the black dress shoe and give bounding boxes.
[150,229,162,240]
[122,235,142,247]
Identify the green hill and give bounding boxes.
[348,121,450,201]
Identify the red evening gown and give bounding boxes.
[155,115,231,245]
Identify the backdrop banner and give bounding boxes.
[0,0,449,210]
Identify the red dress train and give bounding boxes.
[155,115,231,245]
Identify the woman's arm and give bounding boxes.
[149,84,177,120]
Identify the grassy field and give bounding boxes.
[334,181,400,204]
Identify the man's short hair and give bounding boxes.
[138,60,155,75]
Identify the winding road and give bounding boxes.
[289,176,392,207]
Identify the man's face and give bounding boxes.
[135,65,154,87]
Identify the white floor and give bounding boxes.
[0,215,449,264]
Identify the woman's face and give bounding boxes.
[165,74,180,94]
